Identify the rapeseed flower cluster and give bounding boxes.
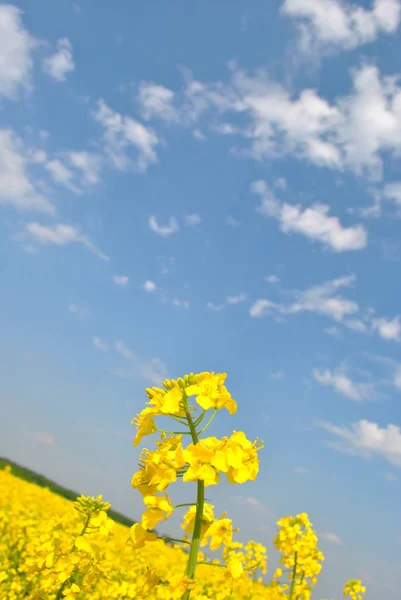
[0,370,367,599]
[130,371,264,597]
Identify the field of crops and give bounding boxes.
[0,372,366,599]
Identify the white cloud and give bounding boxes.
[372,316,401,341]
[324,326,341,337]
[253,181,367,252]
[206,302,226,312]
[284,275,359,320]
[114,340,135,360]
[265,274,280,284]
[192,129,206,141]
[282,0,401,53]
[93,336,109,351]
[232,71,343,168]
[68,152,102,185]
[0,4,36,99]
[384,472,398,482]
[25,222,109,261]
[225,215,240,227]
[42,37,75,82]
[45,159,81,194]
[313,367,373,401]
[318,419,401,467]
[173,298,190,309]
[138,357,168,387]
[294,466,307,475]
[274,176,288,189]
[138,82,178,122]
[23,243,39,255]
[234,496,268,512]
[113,275,129,287]
[270,369,285,380]
[93,99,159,172]
[149,215,179,237]
[112,344,168,386]
[226,293,248,305]
[345,318,369,333]
[68,304,88,317]
[207,302,226,312]
[139,62,401,181]
[184,213,202,226]
[250,299,278,318]
[394,367,401,389]
[319,531,342,546]
[250,274,359,323]
[0,129,54,214]
[45,152,102,193]
[334,65,401,180]
[382,181,401,207]
[143,280,157,292]
[279,203,367,251]
[32,432,55,446]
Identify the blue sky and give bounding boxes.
[1,0,401,597]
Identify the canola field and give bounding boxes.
[0,371,366,599]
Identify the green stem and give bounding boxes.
[174,503,198,509]
[171,415,188,425]
[181,397,205,600]
[193,410,206,427]
[160,536,190,545]
[197,561,254,572]
[289,551,298,600]
[197,409,217,435]
[156,428,191,435]
[296,571,305,600]
[55,515,91,600]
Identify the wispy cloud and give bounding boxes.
[226,293,248,305]
[265,274,280,284]
[0,129,54,214]
[317,419,401,467]
[142,280,157,292]
[184,213,202,226]
[207,302,226,312]
[93,336,109,352]
[45,159,81,194]
[234,496,268,512]
[282,0,401,55]
[42,37,75,82]
[313,367,374,401]
[252,181,367,252]
[25,223,109,262]
[250,274,358,322]
[372,316,401,342]
[114,340,135,360]
[294,466,307,475]
[270,369,285,380]
[138,82,178,122]
[173,298,190,309]
[225,215,240,227]
[113,275,129,287]
[249,275,400,344]
[0,5,36,99]
[68,304,88,318]
[31,432,55,446]
[112,339,168,386]
[93,99,159,172]
[324,326,342,337]
[149,216,180,237]
[319,531,342,546]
